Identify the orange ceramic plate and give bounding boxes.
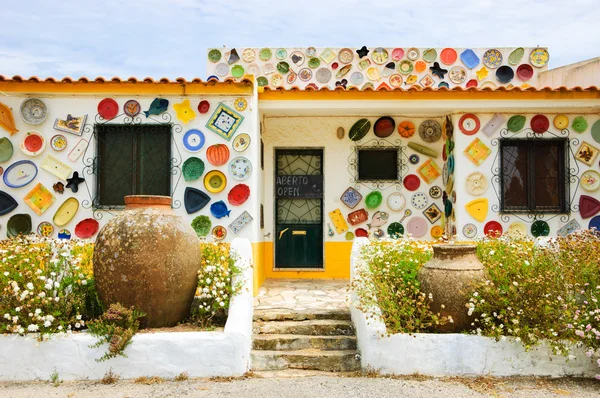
[414,60,427,73]
[440,48,457,65]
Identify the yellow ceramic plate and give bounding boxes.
[430,225,444,238]
[53,197,79,227]
[204,170,227,194]
[507,222,528,238]
[554,115,569,130]
[465,198,489,222]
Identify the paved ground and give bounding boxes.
[1,374,599,398]
[253,279,349,311]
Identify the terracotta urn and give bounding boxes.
[93,195,201,328]
[417,244,485,332]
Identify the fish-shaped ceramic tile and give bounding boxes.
[0,102,19,135]
[210,200,231,219]
[144,98,169,117]
[368,211,389,229]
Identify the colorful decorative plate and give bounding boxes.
[508,47,525,65]
[391,48,405,61]
[298,68,313,82]
[558,219,580,237]
[429,186,442,199]
[41,154,72,180]
[507,222,528,238]
[460,49,480,69]
[371,47,388,65]
[398,60,413,75]
[182,129,205,152]
[231,65,245,78]
[182,157,205,182]
[464,138,492,166]
[242,48,256,63]
[530,48,549,68]
[417,159,441,184]
[365,191,383,209]
[406,48,420,61]
[407,217,428,238]
[3,160,37,188]
[184,187,210,214]
[98,98,119,120]
[403,174,421,191]
[7,214,32,237]
[466,172,488,195]
[463,223,477,238]
[423,203,442,224]
[259,48,272,61]
[204,170,227,193]
[387,192,406,211]
[53,197,79,227]
[373,228,385,239]
[234,98,247,112]
[349,72,364,86]
[389,74,403,87]
[228,183,250,206]
[316,68,332,84]
[411,192,428,210]
[588,215,600,232]
[290,51,305,66]
[581,170,600,192]
[355,228,368,238]
[572,116,588,133]
[228,210,253,235]
[418,120,442,142]
[212,225,227,241]
[449,66,467,84]
[341,187,363,209]
[459,113,480,135]
[58,229,71,240]
[37,221,53,237]
[198,100,210,114]
[531,220,550,237]
[19,98,47,125]
[516,64,534,81]
[440,48,457,65]
[233,133,251,152]
[208,49,222,63]
[50,134,67,151]
[338,48,354,64]
[308,57,321,69]
[210,200,231,219]
[409,154,420,165]
[229,156,252,181]
[530,114,550,133]
[484,221,503,238]
[347,209,368,226]
[387,222,404,238]
[422,48,437,63]
[215,63,229,76]
[591,120,600,144]
[374,116,395,138]
[20,130,45,156]
[483,49,502,69]
[23,182,55,216]
[0,137,14,162]
[431,225,444,239]
[74,218,99,239]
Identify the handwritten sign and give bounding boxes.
[275,175,323,198]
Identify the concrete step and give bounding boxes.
[253,309,351,322]
[254,320,355,336]
[251,349,361,372]
[253,334,357,351]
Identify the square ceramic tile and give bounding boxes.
[206,103,244,141]
[464,138,492,166]
[417,159,441,183]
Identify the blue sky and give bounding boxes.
[0,0,598,79]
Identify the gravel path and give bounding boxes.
[1,375,599,398]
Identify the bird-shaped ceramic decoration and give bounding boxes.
[430,62,448,79]
[65,171,85,193]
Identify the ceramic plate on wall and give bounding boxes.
[387,222,404,238]
[365,191,383,209]
[204,170,227,193]
[403,174,420,191]
[37,221,54,237]
[50,135,67,151]
[0,137,14,163]
[212,225,227,240]
[3,160,37,188]
[182,157,205,182]
[98,98,119,120]
[228,183,250,206]
[466,172,488,196]
[463,223,477,238]
[7,214,32,237]
[23,182,55,216]
[0,190,18,216]
[507,222,528,238]
[183,129,205,152]
[484,221,503,238]
[531,220,550,237]
[53,197,79,227]
[20,99,48,125]
[124,99,141,117]
[387,192,406,211]
[407,217,428,238]
[229,157,252,181]
[341,187,363,209]
[74,218,100,239]
[411,192,428,210]
[233,133,251,152]
[581,170,600,192]
[20,130,46,156]
[184,187,210,214]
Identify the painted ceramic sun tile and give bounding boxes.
[23,183,56,216]
[173,99,196,124]
[464,138,492,166]
[206,103,245,141]
[417,159,441,183]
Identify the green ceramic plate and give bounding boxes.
[423,48,437,63]
[507,115,526,132]
[308,57,321,69]
[345,231,355,241]
[531,220,550,237]
[508,47,524,65]
[277,62,290,74]
[572,116,588,133]
[349,118,371,141]
[7,213,32,237]
[257,76,268,87]
[591,120,600,144]
[231,65,245,78]
[182,157,205,182]
[208,49,222,63]
[365,191,383,209]
[0,137,14,163]
[387,222,404,238]
[259,48,272,61]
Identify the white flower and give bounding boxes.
[44,321,51,327]
[27,324,39,332]
[38,292,46,298]
[76,315,82,320]
[473,292,479,297]
[219,301,225,307]
[57,326,63,330]
[15,307,21,312]
[34,309,41,315]
[524,260,530,266]
[75,322,81,328]
[3,272,8,276]
[512,281,519,286]
[81,280,87,285]
[3,314,10,319]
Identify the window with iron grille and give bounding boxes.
[499,138,569,213]
[95,124,171,207]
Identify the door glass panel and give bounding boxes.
[501,144,528,210]
[277,198,322,224]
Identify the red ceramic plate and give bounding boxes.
[227,183,250,206]
[347,209,369,225]
[458,113,481,135]
[198,100,210,114]
[579,195,600,219]
[374,116,395,138]
[516,64,534,81]
[403,174,421,191]
[530,114,549,133]
[466,79,478,88]
[440,48,457,65]
[484,221,503,238]
[391,48,405,61]
[24,134,43,152]
[355,228,368,238]
[123,100,141,117]
[98,98,119,120]
[74,218,99,239]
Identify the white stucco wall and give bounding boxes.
[0,238,254,381]
[0,93,259,243]
[262,115,446,244]
[453,112,600,239]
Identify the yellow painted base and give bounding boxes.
[251,241,352,296]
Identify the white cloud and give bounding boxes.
[0,0,598,79]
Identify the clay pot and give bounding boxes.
[417,244,485,332]
[93,195,201,328]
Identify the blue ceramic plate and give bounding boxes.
[184,187,210,215]
[183,129,206,152]
[3,160,38,188]
[460,49,480,69]
[210,200,231,219]
[0,191,18,216]
[589,215,600,231]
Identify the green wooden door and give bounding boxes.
[275,149,323,269]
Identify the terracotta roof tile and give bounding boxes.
[0,75,254,86]
[260,85,600,93]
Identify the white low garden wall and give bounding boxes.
[350,238,598,377]
[0,238,254,381]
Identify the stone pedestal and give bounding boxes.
[417,244,485,332]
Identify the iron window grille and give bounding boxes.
[499,138,569,214]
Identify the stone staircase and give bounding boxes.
[251,309,361,372]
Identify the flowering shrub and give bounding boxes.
[191,242,242,327]
[350,239,451,334]
[0,236,102,337]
